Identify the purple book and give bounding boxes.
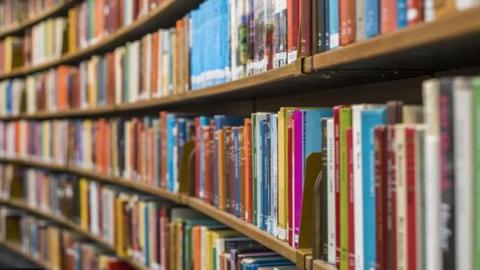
[293,109,304,248]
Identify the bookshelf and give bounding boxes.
[0,241,52,269]
[0,7,477,121]
[0,0,479,269]
[0,0,77,39]
[0,157,306,267]
[0,198,149,270]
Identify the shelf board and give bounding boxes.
[0,157,310,268]
[308,6,480,73]
[0,0,77,39]
[0,0,203,81]
[0,241,52,269]
[186,197,298,263]
[0,198,148,270]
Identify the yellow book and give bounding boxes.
[218,129,226,210]
[87,57,99,107]
[79,178,89,231]
[67,8,77,53]
[169,221,177,270]
[138,200,145,257]
[277,107,295,240]
[47,227,60,270]
[115,194,128,257]
[3,37,12,73]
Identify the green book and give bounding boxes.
[339,107,352,270]
[473,77,480,270]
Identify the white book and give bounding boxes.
[424,0,435,22]
[89,181,99,235]
[326,118,336,264]
[453,77,474,270]
[129,41,140,103]
[144,34,152,100]
[26,77,36,114]
[422,79,441,270]
[356,0,365,41]
[351,105,367,270]
[114,48,124,105]
[255,113,267,227]
[395,124,407,270]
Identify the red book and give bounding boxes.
[375,125,388,270]
[287,112,294,246]
[299,0,311,57]
[203,124,211,203]
[147,127,154,185]
[339,0,356,46]
[346,127,355,270]
[405,127,417,270]
[208,122,215,205]
[244,118,252,223]
[105,52,115,106]
[287,0,299,61]
[333,105,344,267]
[386,126,397,270]
[381,0,397,33]
[407,0,423,25]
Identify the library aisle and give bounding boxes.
[0,0,479,270]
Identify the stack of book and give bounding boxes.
[66,0,165,52]
[1,0,476,100]
[0,165,298,270]
[0,207,133,270]
[1,76,479,269]
[0,0,66,30]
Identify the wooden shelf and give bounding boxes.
[0,198,148,270]
[307,7,480,73]
[0,0,203,81]
[0,0,77,39]
[0,241,52,269]
[0,8,478,120]
[0,157,310,268]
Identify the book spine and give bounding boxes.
[339,107,352,270]
[327,118,336,264]
[473,78,480,270]
[277,108,287,240]
[346,127,355,270]
[397,0,408,28]
[380,0,396,33]
[356,0,365,41]
[352,106,364,270]
[299,0,312,57]
[386,126,397,270]
[333,106,341,267]
[365,0,379,37]
[405,127,417,270]
[287,0,299,63]
[439,79,455,270]
[339,0,355,45]
[395,125,407,270]
[407,0,423,25]
[293,110,303,247]
[374,126,387,270]
[453,78,474,270]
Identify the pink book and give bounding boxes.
[293,109,304,248]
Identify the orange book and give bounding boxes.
[56,66,70,111]
[218,129,226,210]
[137,121,144,181]
[192,226,202,270]
[381,0,397,33]
[105,122,111,174]
[243,118,252,223]
[151,32,159,96]
[339,0,356,45]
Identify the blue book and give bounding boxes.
[259,117,268,230]
[198,116,210,199]
[6,81,12,115]
[166,114,176,191]
[303,108,333,158]
[397,0,408,28]
[240,257,291,270]
[98,57,105,105]
[365,0,380,37]
[328,0,339,49]
[361,107,386,270]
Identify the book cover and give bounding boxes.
[439,79,455,270]
[339,107,352,270]
[361,107,386,270]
